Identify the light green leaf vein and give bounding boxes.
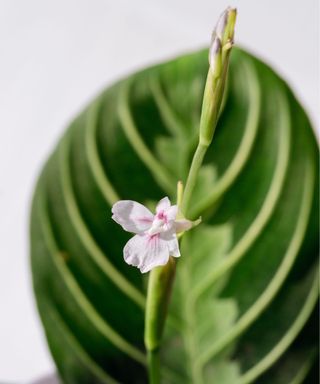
[238,272,319,384]
[38,188,146,365]
[190,59,261,219]
[149,74,186,138]
[85,97,120,205]
[44,302,120,384]
[192,84,290,302]
[118,81,176,195]
[196,156,315,370]
[59,132,146,309]
[288,352,316,384]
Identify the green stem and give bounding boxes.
[144,257,176,383]
[181,143,208,216]
[181,47,231,217]
[147,349,161,384]
[144,181,184,382]
[144,8,237,380]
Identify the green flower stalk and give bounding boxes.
[145,7,236,382]
[144,257,176,384]
[144,8,236,382]
[182,7,237,216]
[112,7,237,383]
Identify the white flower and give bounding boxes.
[111,197,193,273]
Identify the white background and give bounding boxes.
[0,0,318,382]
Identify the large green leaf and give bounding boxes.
[30,47,319,384]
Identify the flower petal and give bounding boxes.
[174,218,193,233]
[112,200,153,234]
[156,197,171,213]
[165,205,178,222]
[123,234,170,273]
[161,230,180,258]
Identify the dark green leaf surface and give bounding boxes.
[30,48,319,384]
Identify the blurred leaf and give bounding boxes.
[30,47,319,383]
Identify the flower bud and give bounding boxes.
[200,7,237,147]
[214,7,229,40]
[215,7,237,46]
[209,36,222,78]
[225,7,237,45]
[208,7,236,76]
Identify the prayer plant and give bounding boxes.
[30,7,319,384]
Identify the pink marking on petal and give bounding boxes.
[147,233,160,243]
[156,210,168,224]
[157,211,165,219]
[137,216,153,224]
[123,233,169,273]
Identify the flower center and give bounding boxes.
[157,211,166,220]
[147,213,168,236]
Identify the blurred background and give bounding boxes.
[0,0,318,382]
